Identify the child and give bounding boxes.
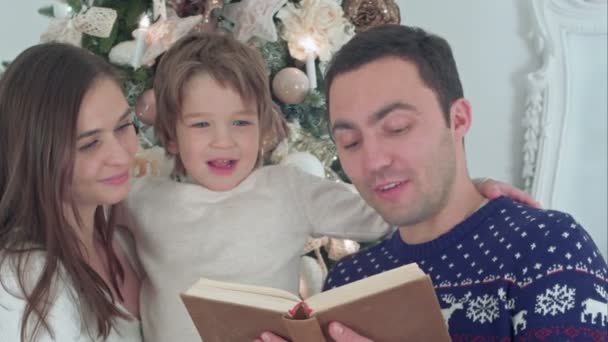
[123,33,537,342]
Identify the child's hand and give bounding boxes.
[254,322,373,342]
[474,178,541,208]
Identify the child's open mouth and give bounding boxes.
[207,159,237,175]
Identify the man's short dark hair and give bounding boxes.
[324,24,464,125]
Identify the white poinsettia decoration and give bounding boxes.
[277,0,355,62]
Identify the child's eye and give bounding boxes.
[233,120,251,127]
[389,125,409,134]
[78,140,99,152]
[342,141,360,150]
[116,121,134,133]
[191,122,209,128]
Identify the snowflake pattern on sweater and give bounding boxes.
[324,197,608,341]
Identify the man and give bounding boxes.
[258,24,607,341]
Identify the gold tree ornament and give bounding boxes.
[193,0,225,33]
[342,0,401,33]
[167,0,204,17]
[135,89,157,126]
[202,0,224,31]
[302,237,361,276]
[166,0,223,33]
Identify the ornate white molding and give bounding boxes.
[522,62,550,193]
[522,0,607,205]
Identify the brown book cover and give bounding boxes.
[181,263,450,342]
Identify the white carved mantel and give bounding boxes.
[523,0,607,257]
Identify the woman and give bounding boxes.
[0,43,142,341]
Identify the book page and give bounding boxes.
[184,278,301,313]
[305,263,423,313]
[191,278,301,301]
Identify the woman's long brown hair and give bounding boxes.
[0,43,128,341]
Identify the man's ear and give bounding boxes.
[449,98,472,140]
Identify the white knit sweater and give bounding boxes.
[125,165,392,342]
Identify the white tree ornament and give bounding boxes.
[222,0,287,42]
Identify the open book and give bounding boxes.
[181,263,449,341]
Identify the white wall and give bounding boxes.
[0,0,49,63]
[552,35,607,257]
[398,0,537,187]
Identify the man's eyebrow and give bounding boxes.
[367,102,418,126]
[77,107,131,140]
[331,120,356,136]
[331,102,417,137]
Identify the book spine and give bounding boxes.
[288,302,313,318]
[282,315,326,342]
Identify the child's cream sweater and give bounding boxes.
[125,165,391,342]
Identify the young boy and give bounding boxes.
[123,33,392,342]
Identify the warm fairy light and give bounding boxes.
[139,15,151,29]
[299,36,319,90]
[299,36,318,53]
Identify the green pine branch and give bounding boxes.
[66,0,82,13]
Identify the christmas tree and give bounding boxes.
[37,0,401,290]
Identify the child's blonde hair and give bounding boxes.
[154,33,288,176]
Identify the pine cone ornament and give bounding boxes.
[168,0,205,17]
[342,0,401,33]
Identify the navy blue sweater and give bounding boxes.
[324,197,608,341]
